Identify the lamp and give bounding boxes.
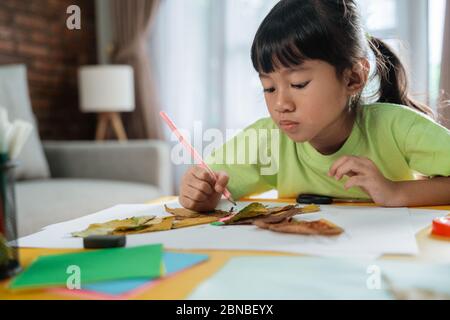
[78,65,135,141]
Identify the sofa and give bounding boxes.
[0,64,172,237]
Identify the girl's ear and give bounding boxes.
[344,58,370,95]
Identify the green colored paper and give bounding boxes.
[10,244,164,290]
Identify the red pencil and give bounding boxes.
[159,111,237,206]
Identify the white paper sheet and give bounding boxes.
[16,200,421,257]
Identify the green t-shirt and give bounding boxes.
[205,103,450,200]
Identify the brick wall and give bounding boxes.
[0,0,97,140]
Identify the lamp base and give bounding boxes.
[95,112,128,141]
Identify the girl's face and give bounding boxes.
[260,59,359,145]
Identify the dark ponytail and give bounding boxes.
[368,36,435,118]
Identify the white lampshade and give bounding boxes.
[78,65,135,113]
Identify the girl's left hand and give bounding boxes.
[328,155,399,206]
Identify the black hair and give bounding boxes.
[251,0,434,118]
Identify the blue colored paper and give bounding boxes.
[82,252,208,295]
[188,256,450,300]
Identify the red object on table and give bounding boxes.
[431,217,450,237]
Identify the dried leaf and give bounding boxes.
[256,204,321,224]
[300,204,321,213]
[164,205,203,218]
[99,216,156,229]
[72,215,158,237]
[224,202,269,224]
[172,216,220,229]
[113,216,175,235]
[223,204,316,225]
[255,207,304,224]
[71,202,324,238]
[266,205,296,215]
[164,205,229,219]
[112,216,159,231]
[254,218,343,236]
[72,227,113,238]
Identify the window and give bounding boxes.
[222,0,279,130]
[150,0,213,133]
[359,0,445,110]
[150,0,277,135]
[151,1,443,139]
[429,0,447,109]
[150,0,278,190]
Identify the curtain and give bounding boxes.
[110,0,163,140]
[439,0,450,128]
[150,0,278,193]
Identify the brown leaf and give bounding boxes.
[256,207,304,224]
[112,216,175,235]
[164,205,230,219]
[256,204,320,224]
[300,204,321,213]
[254,218,344,236]
[71,215,157,238]
[164,205,204,218]
[266,205,296,215]
[224,204,318,225]
[172,216,220,229]
[224,203,270,224]
[229,206,297,225]
[112,216,162,231]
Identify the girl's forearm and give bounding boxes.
[393,176,450,207]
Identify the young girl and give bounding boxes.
[179,0,450,211]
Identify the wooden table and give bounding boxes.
[1,197,449,300]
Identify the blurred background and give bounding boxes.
[0,1,448,232]
[146,0,448,132]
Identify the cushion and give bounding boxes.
[16,178,162,236]
[0,64,50,180]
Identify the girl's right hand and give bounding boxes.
[179,166,230,212]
